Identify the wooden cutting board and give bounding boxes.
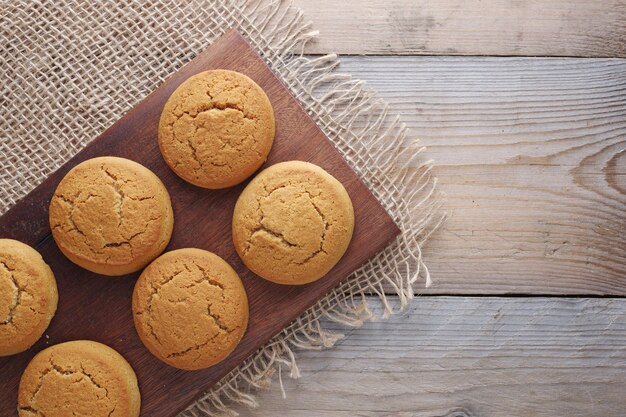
[0,29,400,416]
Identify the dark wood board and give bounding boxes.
[0,29,400,416]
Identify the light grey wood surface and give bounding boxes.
[294,0,626,57]
[235,297,626,417]
[338,56,626,295]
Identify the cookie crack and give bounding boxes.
[166,331,222,359]
[105,215,160,256]
[55,194,87,238]
[202,85,256,121]
[17,405,44,417]
[169,113,206,172]
[168,102,257,174]
[102,240,132,255]
[127,195,155,201]
[60,169,158,257]
[206,301,229,332]
[192,262,229,331]
[54,193,123,257]
[246,226,298,254]
[242,184,328,263]
[163,297,190,304]
[264,182,293,197]
[0,260,25,326]
[102,167,160,245]
[212,102,256,121]
[185,123,202,168]
[25,367,53,410]
[78,363,110,399]
[242,183,298,255]
[22,358,111,416]
[102,168,125,228]
[294,192,330,265]
[140,269,185,345]
[192,262,226,293]
[140,263,233,358]
[144,319,163,347]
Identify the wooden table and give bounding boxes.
[234,1,626,416]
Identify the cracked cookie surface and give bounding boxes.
[49,157,174,276]
[158,69,275,189]
[232,161,354,285]
[18,340,140,417]
[132,248,248,370]
[0,239,58,356]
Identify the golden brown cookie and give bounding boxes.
[0,239,58,356]
[17,340,140,417]
[158,69,275,189]
[49,157,174,276]
[232,161,355,285]
[132,248,248,370]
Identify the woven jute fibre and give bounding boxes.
[0,0,443,415]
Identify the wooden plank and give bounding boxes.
[338,56,626,295]
[295,0,626,57]
[232,296,626,417]
[0,30,400,417]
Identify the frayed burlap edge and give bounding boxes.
[180,1,444,416]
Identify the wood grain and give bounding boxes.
[338,56,626,295]
[0,30,400,417]
[232,296,626,417]
[295,0,626,57]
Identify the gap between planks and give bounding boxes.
[382,293,626,299]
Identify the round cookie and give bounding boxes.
[49,157,174,276]
[0,239,58,356]
[232,161,355,285]
[158,69,275,189]
[132,248,248,370]
[17,340,140,417]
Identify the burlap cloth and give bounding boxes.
[1,0,443,415]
